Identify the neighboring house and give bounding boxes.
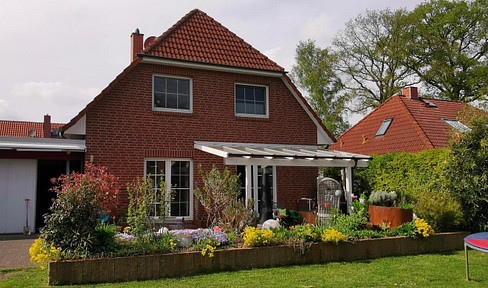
[330,87,476,155]
[0,115,84,233]
[61,9,369,226]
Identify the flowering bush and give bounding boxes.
[242,227,275,247]
[29,238,61,270]
[42,163,121,256]
[415,218,435,238]
[170,228,228,246]
[321,228,347,244]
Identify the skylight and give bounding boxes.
[442,119,470,133]
[376,118,393,136]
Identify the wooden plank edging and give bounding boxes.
[48,232,469,285]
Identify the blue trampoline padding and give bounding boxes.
[464,232,488,252]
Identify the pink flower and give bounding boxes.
[324,203,330,209]
[214,226,221,232]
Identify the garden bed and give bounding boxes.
[48,232,468,285]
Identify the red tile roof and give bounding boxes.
[330,95,472,155]
[0,120,64,138]
[141,9,284,72]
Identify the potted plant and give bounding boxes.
[368,191,413,229]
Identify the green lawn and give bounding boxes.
[1,250,487,287]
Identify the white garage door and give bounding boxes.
[0,159,37,234]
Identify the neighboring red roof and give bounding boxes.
[141,9,284,72]
[330,95,471,155]
[0,120,64,138]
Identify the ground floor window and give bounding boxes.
[236,165,275,220]
[145,159,192,218]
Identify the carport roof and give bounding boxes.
[0,137,85,152]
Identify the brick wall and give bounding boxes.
[85,63,318,221]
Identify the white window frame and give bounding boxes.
[241,165,277,214]
[152,74,193,113]
[234,83,269,118]
[442,118,471,133]
[144,158,193,220]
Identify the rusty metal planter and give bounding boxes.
[368,205,413,229]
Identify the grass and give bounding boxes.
[1,250,487,287]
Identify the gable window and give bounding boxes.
[235,84,268,117]
[145,159,192,218]
[376,118,393,136]
[153,75,192,112]
[442,119,470,133]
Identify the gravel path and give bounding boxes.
[0,235,38,269]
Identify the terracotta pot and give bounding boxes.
[368,205,413,229]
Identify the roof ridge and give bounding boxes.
[140,9,284,71]
[141,9,200,55]
[0,119,65,125]
[397,96,435,148]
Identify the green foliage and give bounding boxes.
[41,163,121,256]
[117,234,176,256]
[94,223,118,253]
[445,116,488,232]
[333,8,417,113]
[354,149,464,231]
[127,177,155,241]
[329,211,369,237]
[369,191,397,207]
[404,0,488,102]
[194,165,241,227]
[415,190,463,232]
[290,39,348,136]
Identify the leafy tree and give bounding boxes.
[404,0,488,102]
[445,115,488,232]
[333,9,419,113]
[291,40,348,136]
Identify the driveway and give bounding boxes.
[0,234,38,269]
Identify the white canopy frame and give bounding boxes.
[194,141,371,212]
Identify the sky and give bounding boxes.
[0,0,425,125]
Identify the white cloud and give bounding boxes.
[4,81,99,123]
[300,14,337,47]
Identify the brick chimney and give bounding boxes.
[131,28,144,62]
[43,114,51,138]
[402,87,419,100]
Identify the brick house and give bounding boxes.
[58,9,369,226]
[330,87,478,155]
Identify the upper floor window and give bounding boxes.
[235,84,268,117]
[153,75,192,112]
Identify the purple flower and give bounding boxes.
[116,233,135,241]
[170,228,228,245]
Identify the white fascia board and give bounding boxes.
[224,157,368,168]
[194,143,229,158]
[64,115,86,136]
[141,57,284,78]
[280,77,334,145]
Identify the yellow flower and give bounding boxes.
[29,238,60,270]
[321,228,346,244]
[415,218,435,238]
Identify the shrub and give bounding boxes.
[94,223,118,253]
[330,211,368,237]
[242,227,275,247]
[219,198,258,233]
[194,165,241,227]
[321,228,346,244]
[414,190,463,232]
[288,224,322,242]
[41,163,120,256]
[126,177,155,242]
[445,116,488,232]
[369,191,397,207]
